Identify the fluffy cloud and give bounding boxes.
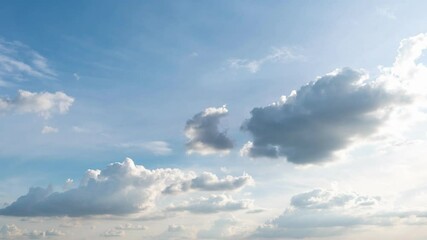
[251,188,407,239]
[241,45,425,164]
[0,90,74,119]
[185,106,233,155]
[0,158,253,217]
[228,47,302,73]
[0,38,55,83]
[167,194,254,214]
[162,172,254,194]
[242,34,427,164]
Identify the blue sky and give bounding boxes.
[2,1,427,239]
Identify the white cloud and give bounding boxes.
[185,105,233,155]
[41,126,58,134]
[0,90,74,119]
[0,158,253,217]
[228,47,302,73]
[162,171,254,194]
[167,194,254,214]
[0,38,55,83]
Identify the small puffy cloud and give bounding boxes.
[0,158,253,217]
[115,224,146,231]
[162,172,254,194]
[167,194,254,214]
[185,105,233,155]
[101,229,125,238]
[41,126,58,134]
[228,47,303,73]
[0,90,74,119]
[0,38,56,83]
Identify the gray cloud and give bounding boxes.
[241,67,410,164]
[185,106,233,155]
[0,158,253,217]
[166,194,253,214]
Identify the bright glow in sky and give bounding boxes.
[1,1,427,239]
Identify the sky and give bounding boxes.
[1,1,427,239]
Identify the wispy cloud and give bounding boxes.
[228,47,303,73]
[0,38,56,83]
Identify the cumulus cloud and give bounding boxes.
[185,105,233,155]
[167,194,254,214]
[242,34,427,164]
[243,62,418,164]
[162,172,253,194]
[0,158,253,217]
[0,90,74,119]
[228,47,303,73]
[252,189,380,239]
[0,38,55,83]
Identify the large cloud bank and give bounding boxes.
[0,158,253,217]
